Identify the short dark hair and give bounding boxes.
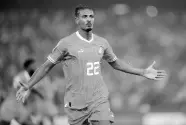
[74,4,94,17]
[23,58,35,69]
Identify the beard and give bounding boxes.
[82,27,92,32]
[86,28,92,32]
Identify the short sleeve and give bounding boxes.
[103,40,117,62]
[47,40,67,64]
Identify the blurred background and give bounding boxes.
[1,0,186,125]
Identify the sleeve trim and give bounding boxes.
[47,56,57,64]
[107,56,117,62]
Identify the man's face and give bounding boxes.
[76,9,94,31]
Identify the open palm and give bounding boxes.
[144,61,167,80]
[16,82,30,103]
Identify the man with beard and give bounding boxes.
[16,5,167,125]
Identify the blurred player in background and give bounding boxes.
[0,58,37,125]
[1,58,58,125]
[16,4,167,125]
[12,58,44,125]
[16,58,59,125]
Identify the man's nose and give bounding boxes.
[87,17,92,21]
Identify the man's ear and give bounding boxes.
[75,17,79,24]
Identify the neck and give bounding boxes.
[78,29,92,41]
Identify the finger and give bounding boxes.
[17,95,22,101]
[157,73,167,77]
[22,97,25,103]
[16,92,19,98]
[149,61,156,68]
[16,92,20,100]
[16,91,20,98]
[17,94,23,102]
[154,78,163,81]
[156,75,166,78]
[157,70,166,74]
[17,95,22,102]
[155,76,165,80]
[157,72,167,76]
[16,96,19,102]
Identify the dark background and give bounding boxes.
[0,0,186,10]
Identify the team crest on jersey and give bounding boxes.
[98,47,103,55]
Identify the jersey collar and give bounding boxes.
[76,31,94,43]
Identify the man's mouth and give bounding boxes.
[86,23,92,27]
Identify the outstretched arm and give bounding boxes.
[109,59,166,80]
[103,40,166,80]
[25,40,66,89]
[16,60,56,103]
[109,59,144,76]
[25,60,55,90]
[16,40,66,103]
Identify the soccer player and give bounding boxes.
[16,4,167,125]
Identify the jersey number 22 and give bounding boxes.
[86,62,100,76]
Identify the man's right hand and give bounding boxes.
[16,82,31,103]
